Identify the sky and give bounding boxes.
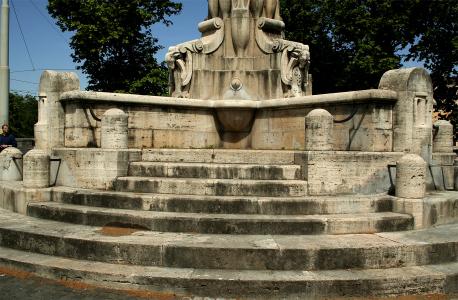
[8,0,207,96]
[7,0,422,96]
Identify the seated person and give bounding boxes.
[0,124,17,151]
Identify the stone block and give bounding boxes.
[128,129,153,149]
[0,181,52,214]
[394,192,458,229]
[101,108,128,149]
[433,120,454,153]
[0,147,22,181]
[305,109,333,151]
[23,149,50,188]
[153,130,220,149]
[302,151,403,195]
[379,68,434,162]
[395,154,427,199]
[52,148,141,190]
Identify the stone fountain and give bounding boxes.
[166,0,310,132]
[0,0,456,299]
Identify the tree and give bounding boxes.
[280,0,457,133]
[8,93,38,138]
[47,0,182,95]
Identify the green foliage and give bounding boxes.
[47,0,182,95]
[280,0,457,133]
[8,93,38,138]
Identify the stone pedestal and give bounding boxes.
[433,120,453,153]
[0,148,22,181]
[396,154,427,199]
[305,109,333,151]
[101,108,128,149]
[23,149,50,188]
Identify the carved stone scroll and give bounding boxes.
[258,17,285,32]
[277,41,311,97]
[166,16,224,97]
[198,17,225,54]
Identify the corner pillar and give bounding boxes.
[35,71,80,154]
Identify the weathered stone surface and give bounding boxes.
[300,151,403,195]
[36,71,80,154]
[379,68,434,162]
[0,147,22,181]
[59,90,396,150]
[101,108,128,149]
[433,120,454,153]
[431,152,456,191]
[27,202,412,235]
[51,186,394,215]
[0,208,455,271]
[394,191,458,229]
[128,162,301,180]
[396,154,427,199]
[455,157,458,191]
[305,109,333,151]
[0,181,52,214]
[141,148,300,164]
[114,177,307,197]
[52,148,141,190]
[23,149,50,188]
[0,245,455,299]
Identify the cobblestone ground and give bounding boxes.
[0,268,456,300]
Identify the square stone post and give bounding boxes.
[35,71,80,154]
[379,68,434,164]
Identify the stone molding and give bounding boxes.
[59,89,397,109]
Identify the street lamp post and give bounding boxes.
[0,0,9,125]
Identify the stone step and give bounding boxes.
[52,186,394,215]
[114,177,308,197]
[26,202,412,235]
[0,246,456,299]
[141,148,301,165]
[1,209,457,271]
[128,162,302,180]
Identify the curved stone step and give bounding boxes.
[128,162,302,180]
[26,202,412,235]
[53,186,394,214]
[0,246,456,299]
[141,148,300,165]
[114,177,308,197]
[1,209,457,271]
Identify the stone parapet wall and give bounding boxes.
[297,151,404,195]
[52,148,141,190]
[252,102,393,151]
[60,89,396,151]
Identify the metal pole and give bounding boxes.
[0,0,9,125]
